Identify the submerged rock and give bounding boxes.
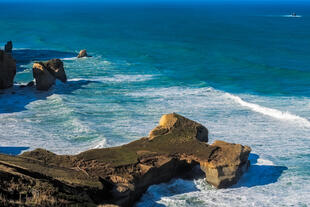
[4,41,13,54]
[77,49,88,58]
[32,59,67,90]
[27,80,35,87]
[0,50,16,89]
[19,80,35,88]
[0,113,251,206]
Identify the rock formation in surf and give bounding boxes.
[0,50,16,89]
[32,58,67,90]
[0,113,251,207]
[77,49,88,58]
[4,41,13,54]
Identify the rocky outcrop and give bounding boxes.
[0,113,251,206]
[44,58,67,82]
[32,59,67,90]
[149,113,208,142]
[200,140,251,188]
[4,41,13,54]
[0,50,16,89]
[77,49,88,58]
[33,62,56,90]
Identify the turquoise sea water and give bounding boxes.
[1,1,310,206]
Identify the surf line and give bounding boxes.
[225,93,310,127]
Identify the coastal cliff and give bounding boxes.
[0,113,251,206]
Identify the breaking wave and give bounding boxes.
[225,93,310,127]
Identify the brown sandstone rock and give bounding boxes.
[149,113,208,142]
[77,49,88,58]
[33,62,56,90]
[32,59,67,90]
[0,113,251,206]
[0,50,16,89]
[200,140,251,188]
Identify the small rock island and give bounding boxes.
[0,113,251,207]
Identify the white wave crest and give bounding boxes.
[257,158,274,166]
[282,15,302,18]
[93,138,107,149]
[62,57,77,60]
[225,93,310,127]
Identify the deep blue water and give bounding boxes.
[0,2,310,206]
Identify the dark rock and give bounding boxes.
[0,113,251,206]
[27,80,35,87]
[4,41,13,54]
[0,50,16,89]
[19,81,35,88]
[44,58,67,82]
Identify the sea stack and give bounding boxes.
[4,41,13,54]
[77,49,88,58]
[0,113,251,206]
[0,50,16,89]
[32,58,67,90]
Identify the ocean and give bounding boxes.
[0,1,310,206]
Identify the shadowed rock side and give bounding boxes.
[4,41,13,54]
[0,113,251,207]
[0,50,16,89]
[32,59,67,90]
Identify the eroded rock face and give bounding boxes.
[4,41,13,54]
[0,113,251,206]
[33,62,56,90]
[0,50,16,89]
[200,140,251,188]
[32,59,67,90]
[77,49,88,58]
[44,58,67,82]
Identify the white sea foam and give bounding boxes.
[282,15,302,18]
[264,15,302,18]
[93,138,107,149]
[12,48,31,50]
[256,158,274,166]
[225,93,310,127]
[62,57,77,60]
[69,74,154,83]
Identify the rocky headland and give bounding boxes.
[0,113,251,207]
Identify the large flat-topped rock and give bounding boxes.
[0,113,251,206]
